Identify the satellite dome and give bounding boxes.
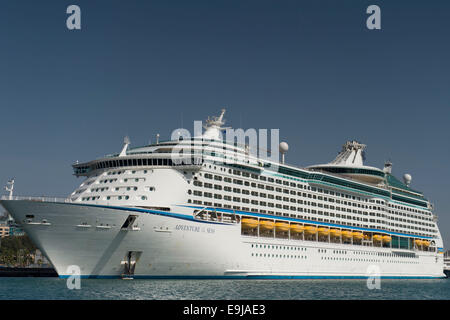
[403,173,412,186]
[279,142,289,154]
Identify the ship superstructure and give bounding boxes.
[0,110,445,278]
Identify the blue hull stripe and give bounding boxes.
[29,200,435,239]
[48,201,230,226]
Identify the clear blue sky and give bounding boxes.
[1,0,449,247]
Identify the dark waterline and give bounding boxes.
[0,278,449,300]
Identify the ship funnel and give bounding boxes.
[330,140,366,167]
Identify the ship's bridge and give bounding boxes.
[307,140,385,185]
[71,109,251,177]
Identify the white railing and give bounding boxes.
[0,195,71,203]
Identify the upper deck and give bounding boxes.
[72,110,431,210]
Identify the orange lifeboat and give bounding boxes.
[304,226,318,235]
[275,222,290,232]
[342,231,353,239]
[352,232,364,240]
[290,224,305,234]
[318,227,330,236]
[330,229,341,237]
[373,235,383,242]
[259,220,275,230]
[241,218,258,229]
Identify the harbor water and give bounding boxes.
[0,278,449,300]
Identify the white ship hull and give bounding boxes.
[1,200,444,279]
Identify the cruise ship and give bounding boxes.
[0,110,445,279]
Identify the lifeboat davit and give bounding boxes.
[241,218,258,228]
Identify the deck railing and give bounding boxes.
[0,195,71,203]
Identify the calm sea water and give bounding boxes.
[0,278,449,300]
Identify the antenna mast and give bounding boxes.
[4,178,15,200]
[119,136,130,157]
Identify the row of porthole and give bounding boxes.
[250,253,420,264]
[321,257,419,264]
[100,179,117,183]
[255,246,420,261]
[251,244,307,251]
[321,257,379,262]
[82,195,148,201]
[123,178,144,182]
[90,186,137,193]
[354,251,417,258]
[92,186,155,193]
[386,260,419,264]
[115,186,138,191]
[106,170,150,176]
[107,171,124,175]
[98,178,144,184]
[326,250,417,258]
[252,253,307,259]
[82,196,101,201]
[81,196,130,201]
[107,195,147,200]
